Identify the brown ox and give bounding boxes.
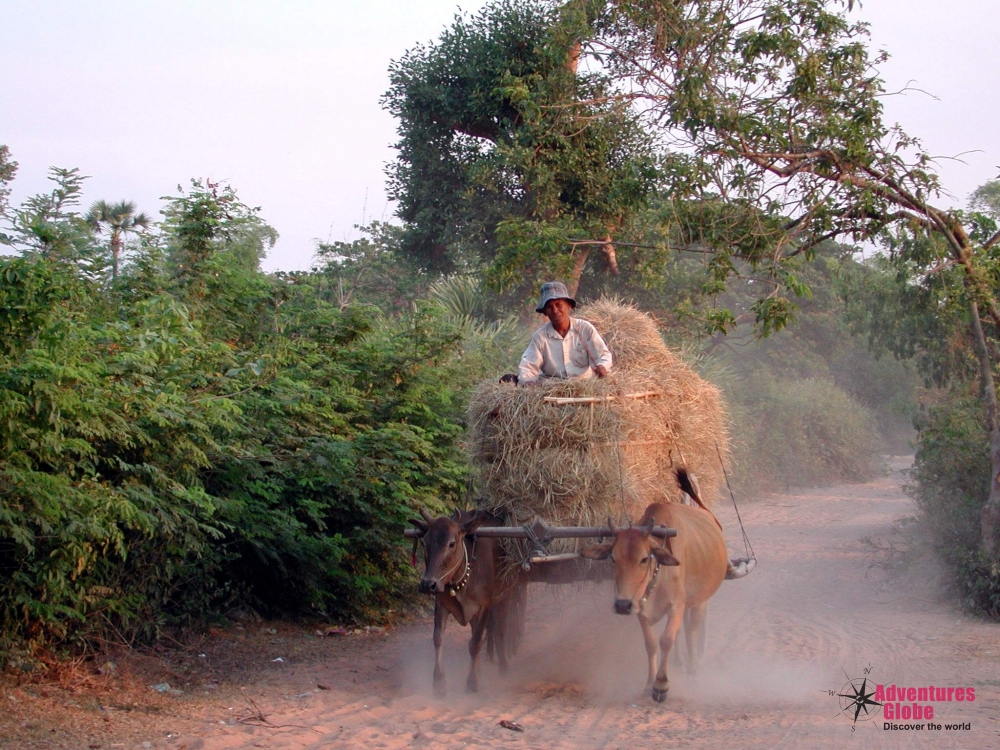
[411,509,524,696]
[581,492,727,703]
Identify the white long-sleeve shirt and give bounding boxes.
[518,318,613,382]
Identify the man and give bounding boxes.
[501,281,613,384]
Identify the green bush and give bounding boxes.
[0,263,235,647]
[0,180,477,654]
[728,372,882,491]
[208,299,468,620]
[954,554,1000,619]
[909,395,989,551]
[909,394,1000,618]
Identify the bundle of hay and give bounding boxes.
[468,299,729,540]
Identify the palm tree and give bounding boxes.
[85,199,151,281]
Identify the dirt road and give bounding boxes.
[157,457,997,750]
[12,458,998,749]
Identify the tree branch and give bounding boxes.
[983,228,1000,252]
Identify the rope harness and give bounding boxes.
[446,545,472,597]
[716,442,757,578]
[638,555,660,614]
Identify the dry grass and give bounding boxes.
[467,300,729,566]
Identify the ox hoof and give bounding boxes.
[651,686,669,703]
[465,676,479,693]
[433,679,447,698]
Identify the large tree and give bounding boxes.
[570,0,1000,558]
[385,0,662,297]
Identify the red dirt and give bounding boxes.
[4,457,999,749]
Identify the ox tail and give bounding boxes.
[487,580,527,663]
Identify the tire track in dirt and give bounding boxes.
[167,458,1000,750]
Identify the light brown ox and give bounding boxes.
[411,509,524,696]
[581,499,728,703]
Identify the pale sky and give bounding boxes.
[2,1,997,272]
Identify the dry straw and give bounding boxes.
[468,299,729,547]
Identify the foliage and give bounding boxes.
[206,295,469,618]
[0,266,236,646]
[843,201,1000,616]
[909,394,1000,618]
[969,181,1000,218]
[427,275,529,376]
[837,226,995,389]
[910,395,990,552]
[843,183,1000,394]
[385,0,662,295]
[582,0,1000,560]
[730,249,919,437]
[0,161,479,654]
[385,0,875,336]
[706,246,921,490]
[590,0,937,251]
[310,222,431,314]
[954,554,1000,620]
[728,371,881,491]
[3,166,105,280]
[0,145,17,243]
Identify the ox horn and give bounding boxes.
[607,516,618,535]
[420,508,434,524]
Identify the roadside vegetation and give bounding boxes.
[0,167,518,660]
[714,249,919,493]
[837,187,1000,617]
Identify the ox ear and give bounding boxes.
[580,542,614,561]
[651,546,680,566]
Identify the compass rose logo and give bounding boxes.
[828,665,884,732]
[838,677,883,724]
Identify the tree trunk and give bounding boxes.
[562,34,585,297]
[111,229,122,282]
[566,246,590,298]
[601,233,620,275]
[968,296,1000,560]
[566,41,581,74]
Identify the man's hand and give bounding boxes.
[594,365,609,378]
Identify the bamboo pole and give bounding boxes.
[543,391,661,405]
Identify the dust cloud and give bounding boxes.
[164,463,1000,749]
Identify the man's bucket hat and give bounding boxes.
[535,281,576,313]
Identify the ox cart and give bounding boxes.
[405,300,756,698]
[402,498,755,701]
